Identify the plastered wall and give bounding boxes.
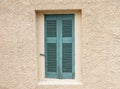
[0,0,120,89]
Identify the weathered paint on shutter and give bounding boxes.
[45,15,59,78]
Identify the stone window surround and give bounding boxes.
[36,10,82,85]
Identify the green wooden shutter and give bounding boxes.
[45,15,59,78]
[61,15,75,79]
[45,14,75,79]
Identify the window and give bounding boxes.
[45,14,75,79]
[36,10,82,85]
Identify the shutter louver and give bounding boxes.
[62,43,72,72]
[47,43,57,72]
[47,20,56,37]
[62,20,72,37]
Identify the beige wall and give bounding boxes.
[0,0,120,89]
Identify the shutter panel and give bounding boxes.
[62,15,75,79]
[45,15,58,78]
[45,14,75,79]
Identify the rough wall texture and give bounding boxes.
[0,0,120,89]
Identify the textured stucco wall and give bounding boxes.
[0,0,120,89]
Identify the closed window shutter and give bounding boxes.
[45,14,74,79]
[45,15,58,78]
[62,15,75,79]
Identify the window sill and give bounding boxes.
[37,79,82,85]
